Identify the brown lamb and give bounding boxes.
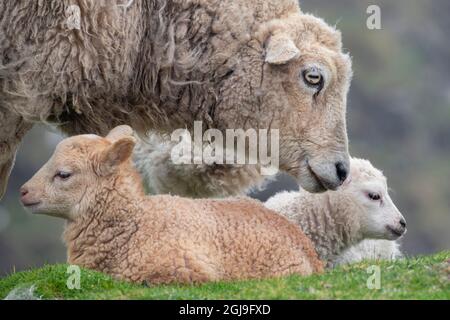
[20,125,324,284]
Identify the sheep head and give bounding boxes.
[215,13,352,192]
[20,126,139,221]
[340,158,407,241]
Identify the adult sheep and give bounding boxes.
[0,0,353,199]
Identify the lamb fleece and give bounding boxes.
[265,189,359,267]
[22,126,323,284]
[65,195,323,284]
[334,240,402,266]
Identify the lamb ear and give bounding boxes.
[106,125,134,142]
[100,137,136,174]
[265,33,300,65]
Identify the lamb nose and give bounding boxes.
[335,162,348,183]
[20,187,29,197]
[400,219,407,228]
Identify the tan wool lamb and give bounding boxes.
[19,126,323,285]
[265,158,407,268]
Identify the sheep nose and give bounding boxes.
[399,218,407,229]
[335,161,349,183]
[20,186,29,197]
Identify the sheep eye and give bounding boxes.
[302,67,324,92]
[55,171,72,180]
[367,192,381,201]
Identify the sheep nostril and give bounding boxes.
[335,162,348,183]
[20,187,29,197]
[400,219,407,229]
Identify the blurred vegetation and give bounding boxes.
[0,0,449,275]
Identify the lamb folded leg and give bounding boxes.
[0,108,32,199]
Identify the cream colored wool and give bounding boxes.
[334,240,402,266]
[265,158,406,268]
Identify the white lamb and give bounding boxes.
[265,158,406,268]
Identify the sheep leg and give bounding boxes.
[134,132,267,198]
[0,156,14,199]
[0,107,32,199]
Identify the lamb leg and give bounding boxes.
[0,108,32,199]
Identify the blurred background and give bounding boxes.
[1,0,449,276]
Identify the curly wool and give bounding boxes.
[132,139,404,266]
[1,0,354,201]
[265,190,360,267]
[64,192,324,284]
[0,0,301,135]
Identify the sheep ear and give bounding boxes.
[265,33,300,65]
[100,137,136,174]
[106,125,134,142]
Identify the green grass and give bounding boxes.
[1,251,449,300]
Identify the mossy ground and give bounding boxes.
[1,251,449,300]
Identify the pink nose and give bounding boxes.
[20,186,29,197]
[19,186,40,207]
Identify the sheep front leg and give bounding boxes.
[0,107,32,199]
[134,132,267,198]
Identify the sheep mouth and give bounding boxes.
[306,162,337,192]
[307,167,327,192]
[386,225,405,238]
[22,201,42,212]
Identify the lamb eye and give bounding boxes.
[367,192,381,201]
[302,67,324,91]
[55,171,72,180]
